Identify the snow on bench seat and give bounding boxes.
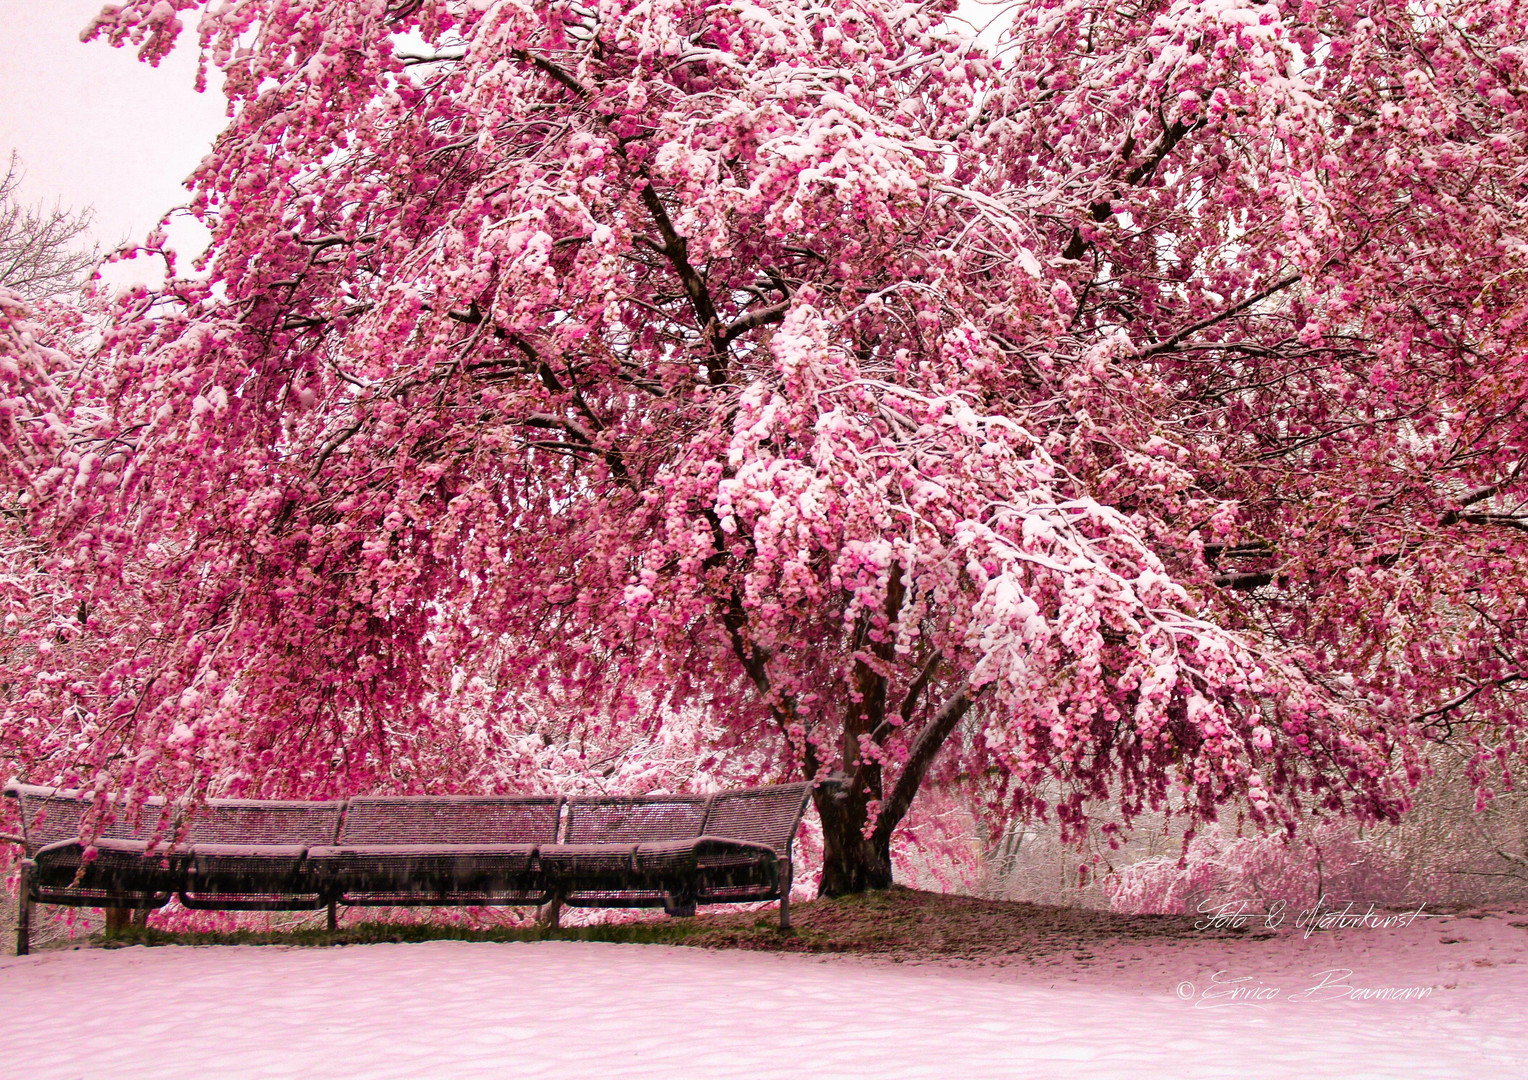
[313,795,562,903]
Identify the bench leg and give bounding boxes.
[779,857,793,931]
[16,861,32,957]
[326,900,338,932]
[661,893,696,918]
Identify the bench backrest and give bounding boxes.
[3,782,171,853]
[564,795,710,844]
[700,783,813,854]
[4,780,815,853]
[178,799,346,846]
[339,796,563,845]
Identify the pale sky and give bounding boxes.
[0,0,226,285]
[1,1,1009,289]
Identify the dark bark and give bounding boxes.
[870,682,979,855]
[815,677,983,897]
[536,893,564,928]
[814,571,908,895]
[814,779,893,896]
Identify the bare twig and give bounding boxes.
[0,152,98,299]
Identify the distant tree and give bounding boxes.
[0,154,97,300]
[8,0,1527,896]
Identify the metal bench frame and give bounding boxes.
[4,781,815,955]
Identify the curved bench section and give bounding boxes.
[3,780,817,955]
[177,799,346,910]
[312,796,563,906]
[11,787,175,902]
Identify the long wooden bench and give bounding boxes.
[3,781,814,955]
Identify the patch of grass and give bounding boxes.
[96,886,1243,962]
[100,919,715,950]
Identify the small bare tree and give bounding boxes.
[0,153,97,299]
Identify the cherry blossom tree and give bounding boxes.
[2,291,94,755]
[7,0,1526,893]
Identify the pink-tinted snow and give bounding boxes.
[2,911,1525,1078]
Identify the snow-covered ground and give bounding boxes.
[2,912,1526,1079]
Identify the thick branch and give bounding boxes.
[1138,273,1302,358]
[1061,119,1202,260]
[309,423,362,478]
[898,648,943,725]
[510,48,746,382]
[1436,465,1525,526]
[1213,571,1274,591]
[1441,512,1528,532]
[721,300,790,345]
[1457,481,1513,508]
[1414,674,1527,725]
[1123,118,1202,187]
[861,647,944,748]
[637,183,725,376]
[871,680,982,850]
[523,413,629,483]
[843,567,906,800]
[509,49,594,100]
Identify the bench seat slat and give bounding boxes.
[184,854,309,895]
[562,888,677,907]
[539,846,649,879]
[187,842,309,858]
[632,835,777,872]
[31,885,173,909]
[313,843,542,897]
[340,888,552,907]
[178,892,329,911]
[310,843,541,858]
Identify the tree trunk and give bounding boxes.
[536,894,564,929]
[104,907,131,935]
[813,681,981,897]
[814,783,893,896]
